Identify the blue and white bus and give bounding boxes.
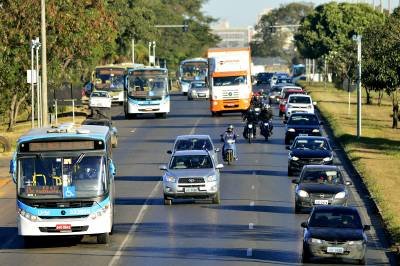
[124,67,170,119]
[178,58,208,95]
[10,123,116,244]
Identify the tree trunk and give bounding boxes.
[14,93,28,125]
[378,90,383,106]
[7,94,17,132]
[392,92,399,129]
[365,87,372,104]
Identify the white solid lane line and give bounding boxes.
[249,201,255,207]
[246,248,253,257]
[249,223,254,230]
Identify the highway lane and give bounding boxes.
[0,93,394,265]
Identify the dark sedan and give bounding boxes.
[292,165,352,213]
[287,136,333,175]
[301,205,370,264]
[284,113,322,145]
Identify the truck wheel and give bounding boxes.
[97,233,110,244]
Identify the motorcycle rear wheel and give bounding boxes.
[227,150,233,165]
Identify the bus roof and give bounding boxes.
[180,58,207,65]
[128,66,168,74]
[18,123,109,144]
[95,64,127,70]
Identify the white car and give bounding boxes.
[285,94,316,119]
[188,81,209,100]
[89,91,112,108]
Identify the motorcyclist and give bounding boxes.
[250,93,263,109]
[259,103,274,135]
[243,106,259,138]
[221,125,238,160]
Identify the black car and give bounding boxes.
[301,205,370,264]
[292,165,352,213]
[256,72,274,85]
[82,119,118,148]
[287,136,333,175]
[284,113,322,145]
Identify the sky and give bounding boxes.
[201,0,375,28]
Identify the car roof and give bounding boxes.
[295,136,328,141]
[288,94,310,98]
[172,150,210,156]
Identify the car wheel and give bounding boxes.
[97,233,110,244]
[279,110,283,117]
[288,167,293,176]
[212,192,220,204]
[285,138,290,145]
[183,92,187,96]
[164,196,172,205]
[294,204,301,214]
[188,97,192,101]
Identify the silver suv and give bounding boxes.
[160,150,223,205]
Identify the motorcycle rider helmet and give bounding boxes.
[227,124,234,132]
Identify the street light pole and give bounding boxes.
[30,40,35,128]
[148,42,151,66]
[152,41,156,66]
[353,35,362,138]
[41,0,48,126]
[35,41,41,127]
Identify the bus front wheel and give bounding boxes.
[97,233,110,244]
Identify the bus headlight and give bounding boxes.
[18,208,38,222]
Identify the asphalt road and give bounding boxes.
[0,93,395,265]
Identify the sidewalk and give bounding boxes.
[0,156,11,189]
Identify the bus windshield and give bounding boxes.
[127,72,168,99]
[17,155,107,199]
[94,68,125,91]
[181,62,207,82]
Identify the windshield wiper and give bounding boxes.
[74,153,86,166]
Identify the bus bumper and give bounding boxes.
[127,99,170,114]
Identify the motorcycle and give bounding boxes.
[243,122,254,143]
[220,134,237,165]
[260,120,272,141]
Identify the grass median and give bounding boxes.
[300,81,400,244]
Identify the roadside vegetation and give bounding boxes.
[0,0,219,132]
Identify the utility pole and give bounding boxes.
[152,41,156,66]
[35,41,41,127]
[41,0,48,126]
[30,40,35,128]
[353,35,362,138]
[131,38,135,64]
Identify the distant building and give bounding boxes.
[212,20,254,48]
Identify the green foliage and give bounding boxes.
[251,2,314,63]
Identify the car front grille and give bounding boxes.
[309,193,334,200]
[178,177,205,184]
[298,158,324,165]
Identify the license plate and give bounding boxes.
[56,224,72,231]
[227,103,235,106]
[198,93,205,97]
[145,108,153,111]
[185,187,198,193]
[327,247,344,254]
[299,133,308,136]
[314,199,329,205]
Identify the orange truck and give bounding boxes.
[207,47,252,116]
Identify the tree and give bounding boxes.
[251,2,314,63]
[295,2,385,87]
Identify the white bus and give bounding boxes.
[178,58,208,95]
[10,123,116,245]
[124,67,170,119]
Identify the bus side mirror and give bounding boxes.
[109,159,116,176]
[10,152,16,184]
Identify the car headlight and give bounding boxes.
[307,105,313,109]
[248,124,253,128]
[288,128,295,132]
[334,191,346,199]
[312,129,320,133]
[207,175,217,182]
[165,176,176,183]
[308,238,323,244]
[297,190,309,198]
[348,240,364,245]
[288,104,293,108]
[289,154,299,161]
[323,156,333,162]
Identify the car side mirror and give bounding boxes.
[215,148,220,152]
[345,181,352,186]
[301,222,308,228]
[166,150,172,154]
[286,146,291,150]
[363,225,371,231]
[216,164,224,169]
[159,165,167,171]
[109,159,116,176]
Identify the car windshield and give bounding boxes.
[91,92,108,98]
[17,155,107,199]
[175,138,213,151]
[301,170,343,184]
[191,82,206,89]
[213,76,247,86]
[309,210,363,229]
[293,139,329,150]
[170,155,213,169]
[289,96,311,104]
[288,115,319,125]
